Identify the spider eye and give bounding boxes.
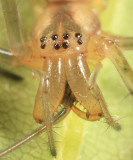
[40,36,46,42]
[51,34,58,40]
[63,33,69,39]
[75,33,82,38]
[41,44,45,49]
[54,42,60,50]
[77,39,83,45]
[62,42,69,49]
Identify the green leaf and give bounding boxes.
[0,0,133,160]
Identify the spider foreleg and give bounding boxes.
[113,37,133,50]
[104,39,133,95]
[88,35,133,95]
[102,32,133,50]
[82,62,121,129]
[88,63,102,86]
[0,105,72,158]
[1,0,32,57]
[89,84,121,130]
[90,57,121,130]
[87,63,102,99]
[89,66,121,129]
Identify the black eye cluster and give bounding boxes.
[40,32,83,50]
[52,33,70,50]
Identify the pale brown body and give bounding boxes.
[32,1,103,122]
[1,0,133,157]
[31,2,103,155]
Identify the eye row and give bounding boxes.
[40,32,83,50]
[40,41,69,50]
[52,33,70,40]
[41,33,82,41]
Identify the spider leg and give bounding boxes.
[104,39,133,94]
[119,37,133,50]
[41,84,74,157]
[1,0,32,56]
[42,85,74,157]
[66,55,119,128]
[90,85,121,130]
[88,35,133,95]
[88,63,102,85]
[0,106,71,158]
[27,0,46,18]
[102,32,133,50]
[72,63,120,130]
[46,85,74,156]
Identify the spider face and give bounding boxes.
[31,2,100,59]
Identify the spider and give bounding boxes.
[0,0,133,158]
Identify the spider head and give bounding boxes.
[31,3,100,59]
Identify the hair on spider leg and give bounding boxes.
[102,120,126,140]
[101,116,122,131]
[100,122,119,134]
[102,123,113,133]
[24,125,62,157]
[42,127,62,156]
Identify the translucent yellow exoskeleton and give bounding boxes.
[0,0,133,157]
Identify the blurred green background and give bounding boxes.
[0,0,133,160]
